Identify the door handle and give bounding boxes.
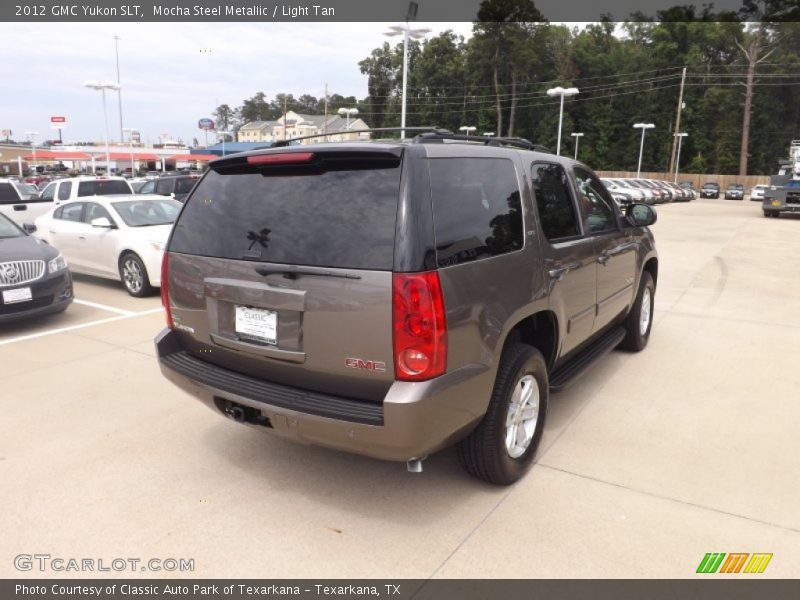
[548,262,580,280]
[79,236,86,240]
[13,205,26,211]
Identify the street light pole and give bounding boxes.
[24,131,39,173]
[546,87,579,156]
[337,107,359,133]
[218,131,231,156]
[384,22,430,140]
[571,132,584,160]
[123,127,136,177]
[84,81,121,172]
[459,125,477,136]
[632,123,655,178]
[674,132,688,184]
[113,35,124,143]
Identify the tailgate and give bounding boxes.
[165,148,403,403]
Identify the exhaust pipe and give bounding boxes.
[224,405,246,423]
[406,457,424,473]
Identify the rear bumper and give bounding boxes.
[155,328,491,462]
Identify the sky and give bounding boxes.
[0,22,476,147]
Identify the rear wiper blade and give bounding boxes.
[254,265,361,280]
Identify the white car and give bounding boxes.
[0,177,57,225]
[750,184,768,201]
[33,194,181,297]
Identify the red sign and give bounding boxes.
[50,116,66,123]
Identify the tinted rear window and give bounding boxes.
[169,161,401,270]
[175,178,197,194]
[77,180,132,196]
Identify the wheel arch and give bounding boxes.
[502,310,559,372]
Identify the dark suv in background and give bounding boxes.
[155,131,659,485]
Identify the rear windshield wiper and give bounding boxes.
[254,264,361,280]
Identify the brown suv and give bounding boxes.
[155,131,658,485]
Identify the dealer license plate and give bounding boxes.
[2,287,32,304]
[235,305,277,345]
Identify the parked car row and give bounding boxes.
[0,194,181,324]
[601,177,695,205]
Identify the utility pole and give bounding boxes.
[668,66,686,176]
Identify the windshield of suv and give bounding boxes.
[729,184,744,190]
[169,158,401,270]
[77,180,132,196]
[0,214,23,238]
[112,199,181,227]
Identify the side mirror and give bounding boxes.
[22,223,37,234]
[626,203,657,227]
[91,217,113,228]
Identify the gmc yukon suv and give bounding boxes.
[155,131,658,485]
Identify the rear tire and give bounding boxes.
[119,252,153,297]
[457,343,548,486]
[619,271,655,352]
[763,211,778,218]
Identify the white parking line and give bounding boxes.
[73,299,135,316]
[0,307,164,347]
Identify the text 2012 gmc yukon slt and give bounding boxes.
[155,132,658,485]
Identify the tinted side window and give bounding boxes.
[0,183,20,203]
[58,181,72,200]
[156,179,173,195]
[429,158,523,267]
[531,163,579,241]
[139,180,156,194]
[573,167,616,234]
[57,203,84,222]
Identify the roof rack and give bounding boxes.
[411,131,552,153]
[270,127,451,148]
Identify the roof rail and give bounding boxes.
[270,127,451,148]
[411,131,552,153]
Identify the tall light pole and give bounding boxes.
[674,132,688,184]
[384,22,430,140]
[84,80,120,170]
[113,35,124,142]
[218,131,231,156]
[546,87,579,156]
[24,131,39,173]
[123,127,137,177]
[337,107,359,131]
[632,123,655,178]
[459,125,477,135]
[571,132,584,160]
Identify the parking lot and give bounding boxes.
[1,197,799,579]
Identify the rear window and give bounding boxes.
[429,158,523,267]
[175,178,197,194]
[0,183,20,203]
[77,180,132,196]
[169,160,401,270]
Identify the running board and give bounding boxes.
[549,326,626,392]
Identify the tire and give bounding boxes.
[457,343,548,486]
[763,211,778,218]
[119,252,153,297]
[618,271,655,352]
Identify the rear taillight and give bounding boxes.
[392,271,447,381]
[161,252,173,329]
